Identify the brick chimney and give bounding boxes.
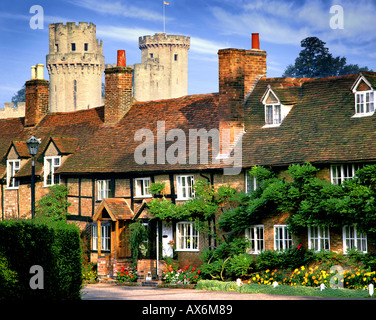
[218,33,267,122]
[104,50,133,124]
[217,34,266,161]
[25,64,49,127]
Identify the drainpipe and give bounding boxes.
[156,220,159,280]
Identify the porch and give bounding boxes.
[92,198,172,282]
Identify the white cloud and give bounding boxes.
[97,25,156,44]
[209,0,376,60]
[190,37,226,55]
[70,0,164,22]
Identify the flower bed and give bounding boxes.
[82,263,98,283]
[162,265,202,284]
[117,266,138,282]
[248,265,376,290]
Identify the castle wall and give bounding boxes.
[0,103,25,119]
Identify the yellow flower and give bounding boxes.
[312,276,316,280]
[252,277,256,281]
[301,266,305,271]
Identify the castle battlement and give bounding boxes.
[49,22,103,55]
[139,33,190,49]
[51,22,97,33]
[0,102,25,119]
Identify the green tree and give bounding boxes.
[35,185,71,222]
[283,37,371,78]
[11,85,26,104]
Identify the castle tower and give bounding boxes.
[46,22,105,112]
[133,33,190,101]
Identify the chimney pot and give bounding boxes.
[252,33,260,50]
[36,64,44,80]
[31,66,36,80]
[117,50,126,67]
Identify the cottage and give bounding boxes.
[1,26,375,281]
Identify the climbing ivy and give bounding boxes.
[147,164,376,246]
[147,180,237,222]
[218,163,376,244]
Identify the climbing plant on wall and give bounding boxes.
[218,163,376,244]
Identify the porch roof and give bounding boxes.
[92,198,134,221]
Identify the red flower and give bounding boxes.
[125,271,129,275]
[297,244,303,250]
[198,270,201,274]
[185,265,189,270]
[169,267,174,272]
[192,267,196,272]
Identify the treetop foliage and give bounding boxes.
[283,37,372,78]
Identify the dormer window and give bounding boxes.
[352,73,375,117]
[355,91,374,116]
[6,159,20,189]
[262,86,293,128]
[44,156,61,186]
[265,104,281,125]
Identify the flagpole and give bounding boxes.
[163,1,165,33]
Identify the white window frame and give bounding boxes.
[245,225,264,254]
[274,225,292,251]
[354,91,374,117]
[330,164,364,185]
[265,104,282,126]
[92,223,111,252]
[308,226,330,252]
[135,177,152,198]
[6,159,20,189]
[245,170,258,193]
[44,156,61,187]
[343,225,367,254]
[176,221,199,251]
[97,179,111,201]
[176,175,195,200]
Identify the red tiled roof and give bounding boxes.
[1,72,376,179]
[92,198,134,221]
[58,93,221,174]
[242,74,376,167]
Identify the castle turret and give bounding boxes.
[46,22,104,112]
[133,33,190,101]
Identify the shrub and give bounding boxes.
[256,247,311,270]
[227,254,255,278]
[117,266,138,282]
[0,253,18,298]
[35,185,71,221]
[200,259,225,280]
[0,219,82,300]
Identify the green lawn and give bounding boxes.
[195,280,375,299]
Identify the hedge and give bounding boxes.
[0,219,82,300]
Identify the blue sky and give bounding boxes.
[1,0,376,106]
